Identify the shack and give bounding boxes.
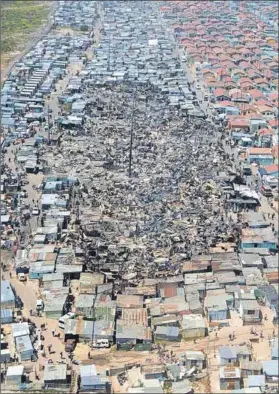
[155,326,180,342]
[44,364,69,387]
[180,314,207,340]
[15,335,34,361]
[79,364,110,393]
[239,300,262,324]
[184,351,206,370]
[1,309,13,324]
[6,365,24,386]
[1,281,15,310]
[219,366,241,391]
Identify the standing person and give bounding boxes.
[52,329,55,337]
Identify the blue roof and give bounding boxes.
[80,364,97,378]
[1,309,13,318]
[156,326,179,337]
[219,346,237,359]
[247,375,265,387]
[15,334,33,353]
[1,117,15,126]
[1,281,15,304]
[262,360,279,377]
[81,375,105,388]
[272,345,278,359]
[258,168,268,176]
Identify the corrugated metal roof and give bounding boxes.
[219,346,237,360]
[116,294,144,308]
[80,364,97,378]
[7,365,24,376]
[15,335,33,353]
[219,366,241,379]
[44,364,67,381]
[12,323,30,338]
[1,309,13,318]
[262,360,279,376]
[155,326,179,337]
[181,314,206,330]
[1,281,15,304]
[121,308,148,326]
[247,375,265,387]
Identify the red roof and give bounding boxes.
[249,89,265,99]
[248,148,272,155]
[272,145,279,159]
[269,92,278,102]
[257,105,275,113]
[258,99,274,106]
[268,119,278,128]
[259,128,274,136]
[263,164,278,173]
[228,118,250,129]
[215,101,236,107]
[213,88,230,97]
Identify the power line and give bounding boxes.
[128,86,137,178]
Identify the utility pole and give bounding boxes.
[128,87,137,178]
[107,36,111,72]
[47,105,51,145]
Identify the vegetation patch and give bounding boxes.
[1,0,52,68]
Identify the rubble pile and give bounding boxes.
[51,81,238,282]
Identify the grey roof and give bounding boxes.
[80,364,97,378]
[247,375,265,387]
[239,253,262,266]
[1,309,13,318]
[271,344,278,359]
[116,321,151,341]
[76,294,95,309]
[12,323,30,338]
[42,273,64,282]
[205,294,228,310]
[184,351,205,360]
[262,360,279,377]
[171,380,192,394]
[240,299,261,310]
[6,365,24,377]
[155,326,179,337]
[219,346,237,360]
[1,281,15,304]
[181,314,206,330]
[15,335,33,353]
[263,255,278,268]
[241,248,270,256]
[166,363,180,379]
[44,364,67,381]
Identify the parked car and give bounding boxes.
[92,339,110,348]
[18,273,26,282]
[36,299,44,311]
[32,207,40,216]
[261,184,273,197]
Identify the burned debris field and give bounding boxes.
[60,81,237,278]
